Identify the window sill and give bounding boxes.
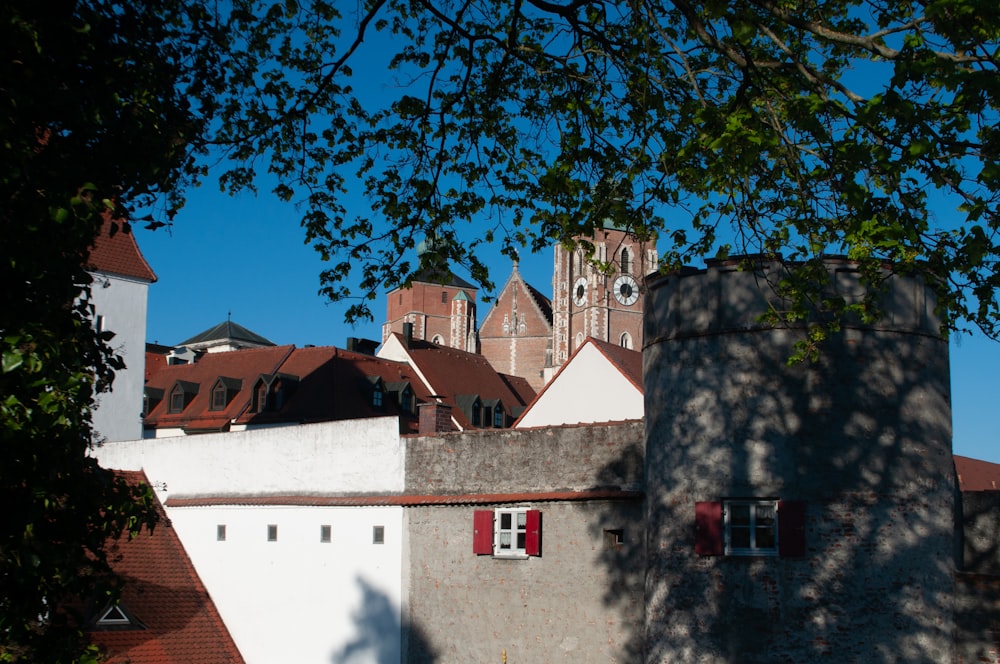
[492,552,530,560]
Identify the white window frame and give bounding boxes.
[494,507,529,558]
[724,499,779,556]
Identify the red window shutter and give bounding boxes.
[473,510,494,555]
[525,509,542,556]
[694,501,723,556]
[778,500,806,557]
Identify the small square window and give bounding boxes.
[725,500,778,556]
[320,525,332,543]
[267,524,278,542]
[373,525,384,545]
[217,524,227,541]
[604,528,624,550]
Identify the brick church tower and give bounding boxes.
[550,225,658,370]
[382,270,478,353]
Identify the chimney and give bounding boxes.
[418,401,453,434]
[346,337,380,355]
[402,322,414,348]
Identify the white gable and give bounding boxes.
[513,341,643,428]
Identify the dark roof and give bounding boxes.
[388,333,535,429]
[524,280,553,325]
[955,455,1000,491]
[179,321,276,348]
[87,214,157,282]
[89,471,244,664]
[409,267,477,290]
[240,345,432,434]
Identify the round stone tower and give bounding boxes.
[643,257,955,663]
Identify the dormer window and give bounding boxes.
[370,377,385,408]
[251,374,298,413]
[143,387,164,417]
[253,378,268,413]
[167,381,198,414]
[493,404,505,428]
[400,385,413,414]
[471,398,482,427]
[209,377,242,411]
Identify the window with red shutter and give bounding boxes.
[695,501,724,555]
[777,500,806,557]
[472,508,542,557]
[473,510,493,555]
[525,509,541,556]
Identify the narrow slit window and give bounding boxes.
[217,524,226,541]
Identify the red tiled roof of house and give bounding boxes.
[89,471,244,663]
[144,345,296,433]
[955,455,1000,491]
[389,333,535,428]
[143,344,433,434]
[87,215,157,282]
[239,345,431,433]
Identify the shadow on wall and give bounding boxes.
[642,264,958,663]
[587,442,647,662]
[331,577,437,664]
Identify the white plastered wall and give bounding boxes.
[95,417,406,664]
[514,342,643,428]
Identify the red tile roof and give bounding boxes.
[144,345,433,434]
[144,345,295,433]
[388,333,535,428]
[955,455,1000,491]
[239,345,432,433]
[88,215,157,282]
[89,471,244,663]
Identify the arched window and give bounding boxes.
[431,334,444,345]
[620,332,633,350]
[620,247,631,275]
[574,332,584,350]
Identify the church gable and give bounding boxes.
[479,266,552,338]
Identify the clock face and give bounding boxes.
[613,274,639,306]
[573,277,588,307]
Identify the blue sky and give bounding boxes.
[135,180,1000,464]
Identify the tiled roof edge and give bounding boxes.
[165,489,644,508]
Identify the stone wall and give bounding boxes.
[404,421,645,495]
[643,258,956,663]
[402,422,646,662]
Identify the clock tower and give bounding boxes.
[550,225,658,372]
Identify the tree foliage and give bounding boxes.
[0,1,225,660]
[217,0,1000,344]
